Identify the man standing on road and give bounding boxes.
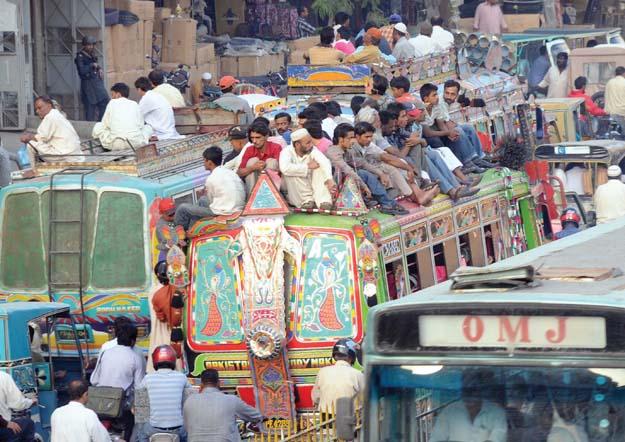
[605,67,625,117]
[0,371,37,442]
[75,35,109,121]
[51,379,110,442]
[537,52,571,99]
[183,369,262,442]
[595,165,625,224]
[473,0,508,35]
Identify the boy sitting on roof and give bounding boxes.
[174,146,246,232]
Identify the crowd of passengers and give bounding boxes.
[168,75,499,234]
[429,369,624,442]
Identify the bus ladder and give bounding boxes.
[47,167,101,360]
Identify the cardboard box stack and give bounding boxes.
[104,0,221,103]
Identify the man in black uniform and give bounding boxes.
[74,35,109,121]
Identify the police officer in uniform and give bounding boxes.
[74,35,109,121]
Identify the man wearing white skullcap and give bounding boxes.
[279,128,337,210]
[191,72,215,105]
[595,165,625,224]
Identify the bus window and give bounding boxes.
[583,62,615,86]
[172,191,193,206]
[433,239,459,283]
[41,190,97,287]
[417,249,435,289]
[369,365,625,442]
[459,230,486,267]
[483,223,504,264]
[406,253,421,293]
[0,192,46,290]
[91,192,147,289]
[385,260,407,299]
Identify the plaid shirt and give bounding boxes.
[296,17,316,38]
[380,25,410,50]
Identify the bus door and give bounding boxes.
[455,202,486,267]
[429,212,458,284]
[401,221,434,292]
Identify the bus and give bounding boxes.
[358,217,625,441]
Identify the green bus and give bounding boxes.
[358,217,625,442]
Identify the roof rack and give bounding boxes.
[32,125,231,178]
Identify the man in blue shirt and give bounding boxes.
[528,46,551,95]
[136,345,192,442]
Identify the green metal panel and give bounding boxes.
[518,197,541,249]
[0,192,46,290]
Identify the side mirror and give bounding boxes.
[335,396,356,440]
[586,210,597,227]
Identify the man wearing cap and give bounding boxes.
[155,197,186,262]
[381,14,410,50]
[213,76,254,124]
[92,82,153,150]
[149,70,186,108]
[595,165,625,224]
[175,146,246,231]
[223,125,251,171]
[279,128,336,210]
[473,0,508,35]
[346,28,387,64]
[392,23,415,61]
[305,26,344,65]
[75,35,109,121]
[191,73,214,105]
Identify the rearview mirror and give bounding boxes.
[335,397,356,440]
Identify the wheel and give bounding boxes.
[591,91,605,109]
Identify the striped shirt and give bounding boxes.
[138,369,192,428]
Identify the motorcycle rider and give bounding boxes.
[555,207,582,239]
[311,338,364,413]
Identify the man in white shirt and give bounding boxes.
[604,66,625,116]
[0,371,37,442]
[279,128,336,210]
[96,316,146,372]
[135,77,183,141]
[21,96,84,162]
[431,17,454,49]
[392,23,416,61]
[148,70,186,108]
[51,379,110,442]
[90,322,145,441]
[430,370,507,442]
[538,52,571,99]
[174,146,246,231]
[92,82,152,150]
[595,165,625,224]
[312,339,364,413]
[409,22,442,57]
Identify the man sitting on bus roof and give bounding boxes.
[135,77,183,141]
[430,369,507,442]
[149,70,186,109]
[20,96,84,163]
[237,122,282,196]
[175,146,246,232]
[325,123,408,215]
[279,128,336,210]
[92,82,153,150]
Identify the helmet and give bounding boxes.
[560,207,580,225]
[82,35,97,46]
[332,338,357,361]
[158,197,176,215]
[152,345,177,370]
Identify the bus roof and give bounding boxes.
[372,217,625,312]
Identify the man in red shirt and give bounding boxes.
[237,122,282,194]
[568,76,606,117]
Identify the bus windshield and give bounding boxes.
[370,364,625,442]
